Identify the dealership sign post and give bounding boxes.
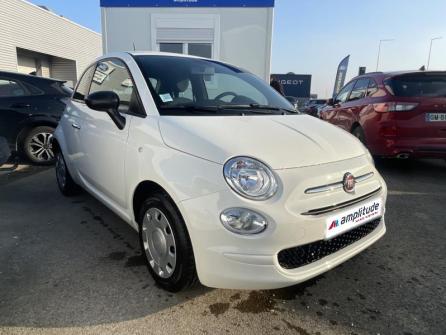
[100,0,275,7]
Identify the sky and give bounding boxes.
[28,0,446,98]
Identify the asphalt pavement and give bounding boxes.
[0,159,445,335]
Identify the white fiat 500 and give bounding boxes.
[53,52,387,292]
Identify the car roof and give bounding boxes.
[0,70,65,83]
[354,70,446,81]
[129,51,206,59]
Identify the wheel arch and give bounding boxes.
[350,121,362,133]
[132,180,183,224]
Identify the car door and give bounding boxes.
[61,65,96,170]
[0,77,31,149]
[337,78,370,131]
[324,81,355,128]
[77,58,139,208]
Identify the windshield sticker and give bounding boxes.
[160,93,173,103]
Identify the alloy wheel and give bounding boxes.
[28,132,54,162]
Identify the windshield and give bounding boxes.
[134,55,295,115]
[385,73,446,98]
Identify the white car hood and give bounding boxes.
[159,115,366,170]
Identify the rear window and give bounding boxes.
[385,73,446,97]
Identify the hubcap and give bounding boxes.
[56,154,66,188]
[28,132,54,162]
[142,208,177,279]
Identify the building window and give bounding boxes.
[188,43,212,58]
[151,14,220,60]
[159,43,184,54]
[158,42,213,59]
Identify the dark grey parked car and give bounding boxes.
[0,71,71,165]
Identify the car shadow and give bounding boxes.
[0,169,210,327]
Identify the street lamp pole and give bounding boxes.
[376,39,395,71]
[427,37,443,70]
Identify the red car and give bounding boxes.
[320,71,446,159]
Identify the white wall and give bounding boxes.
[0,0,102,83]
[102,7,273,80]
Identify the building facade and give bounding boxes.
[101,0,275,81]
[0,0,102,86]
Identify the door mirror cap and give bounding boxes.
[85,91,120,112]
[85,91,126,130]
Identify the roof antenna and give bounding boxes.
[133,42,136,51]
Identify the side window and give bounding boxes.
[0,79,26,97]
[335,81,355,103]
[348,78,369,102]
[73,65,95,101]
[89,59,141,115]
[367,79,379,97]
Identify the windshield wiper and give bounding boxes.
[160,105,219,114]
[218,103,296,114]
[159,104,297,115]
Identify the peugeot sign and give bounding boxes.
[271,74,311,98]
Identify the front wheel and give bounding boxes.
[55,152,81,196]
[138,193,198,292]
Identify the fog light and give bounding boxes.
[220,208,268,235]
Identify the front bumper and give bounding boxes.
[179,155,387,290]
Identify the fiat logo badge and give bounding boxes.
[343,173,356,193]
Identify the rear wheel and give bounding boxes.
[55,152,81,196]
[352,126,367,146]
[138,193,198,292]
[22,126,56,165]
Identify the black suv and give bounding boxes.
[0,71,71,165]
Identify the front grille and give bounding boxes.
[278,218,381,270]
[302,188,382,216]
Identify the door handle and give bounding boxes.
[71,123,81,130]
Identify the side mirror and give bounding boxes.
[326,98,335,106]
[85,91,126,130]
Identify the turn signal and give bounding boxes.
[220,208,268,235]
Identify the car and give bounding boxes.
[0,136,10,167]
[302,99,328,118]
[320,71,446,160]
[53,52,387,292]
[0,71,71,165]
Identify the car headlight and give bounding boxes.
[223,157,278,200]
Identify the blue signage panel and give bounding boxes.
[271,74,312,98]
[100,0,275,7]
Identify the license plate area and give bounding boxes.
[426,113,446,122]
[325,198,383,240]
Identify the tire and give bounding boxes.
[138,193,198,292]
[352,126,367,146]
[55,151,81,196]
[22,126,56,165]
